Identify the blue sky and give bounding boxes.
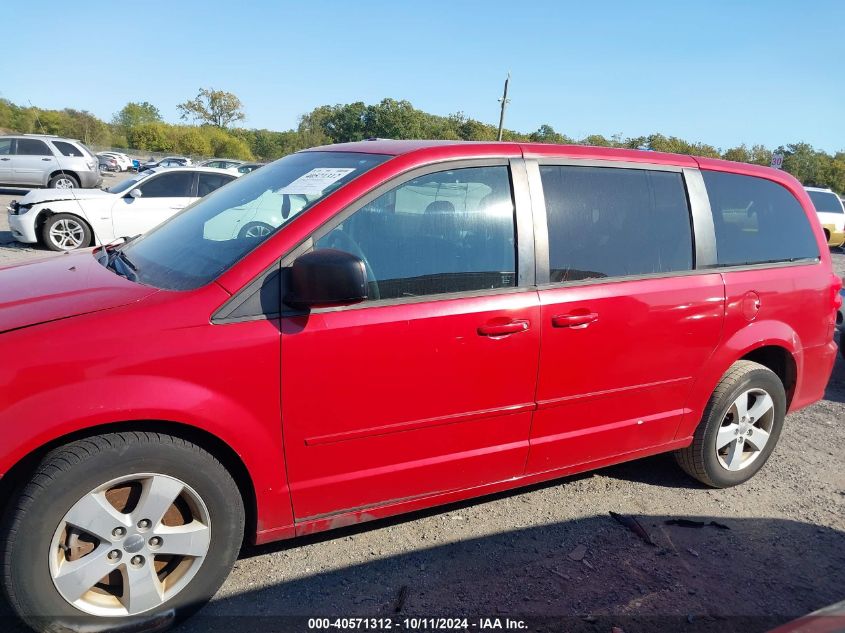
[2,1,843,152]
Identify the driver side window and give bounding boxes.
[315,165,517,301]
[139,172,193,198]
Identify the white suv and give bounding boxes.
[0,134,102,189]
[805,186,845,247]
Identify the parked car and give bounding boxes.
[6,167,235,251]
[0,141,840,633]
[98,151,133,171]
[805,186,845,247]
[139,156,192,171]
[0,134,102,189]
[838,289,845,359]
[198,158,244,170]
[236,161,265,175]
[97,154,119,172]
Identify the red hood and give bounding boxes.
[0,251,157,334]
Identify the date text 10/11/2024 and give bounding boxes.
[307,617,529,630]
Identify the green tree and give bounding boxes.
[363,99,425,139]
[127,123,174,152]
[173,127,213,156]
[112,102,162,130]
[178,88,245,128]
[529,124,571,144]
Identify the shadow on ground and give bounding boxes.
[3,514,842,632]
[177,515,844,633]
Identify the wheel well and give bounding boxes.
[740,345,797,406]
[35,208,94,242]
[0,420,258,548]
[48,170,80,185]
[823,228,831,240]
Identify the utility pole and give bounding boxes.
[497,72,510,142]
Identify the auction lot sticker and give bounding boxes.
[277,168,356,195]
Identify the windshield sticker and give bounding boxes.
[276,168,356,195]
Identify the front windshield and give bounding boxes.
[106,173,148,194]
[119,151,389,290]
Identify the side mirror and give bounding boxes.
[288,248,368,308]
[129,188,143,199]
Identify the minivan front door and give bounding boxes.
[280,162,540,522]
[525,163,724,474]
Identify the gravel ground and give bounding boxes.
[1,183,843,633]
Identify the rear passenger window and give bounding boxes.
[316,166,516,300]
[15,139,51,156]
[198,173,234,197]
[703,171,819,266]
[540,166,693,282]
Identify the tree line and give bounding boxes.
[1,92,842,194]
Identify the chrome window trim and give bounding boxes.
[523,157,686,172]
[524,159,550,285]
[533,257,821,291]
[684,168,717,268]
[305,284,536,315]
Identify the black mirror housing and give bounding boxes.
[288,248,368,308]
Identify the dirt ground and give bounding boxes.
[1,181,843,633]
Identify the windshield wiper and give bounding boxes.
[107,250,138,281]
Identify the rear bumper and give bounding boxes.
[79,170,103,189]
[790,341,838,411]
[822,224,845,247]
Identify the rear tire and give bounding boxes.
[675,360,786,487]
[0,432,244,633]
[48,173,80,189]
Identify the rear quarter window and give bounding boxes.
[807,190,844,214]
[52,141,85,157]
[703,171,819,267]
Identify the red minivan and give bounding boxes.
[0,140,840,631]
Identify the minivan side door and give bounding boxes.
[525,162,725,474]
[12,138,55,186]
[280,160,541,521]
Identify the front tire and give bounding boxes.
[675,360,786,487]
[238,221,274,239]
[41,213,92,251]
[1,432,244,633]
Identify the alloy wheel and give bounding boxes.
[54,177,76,189]
[48,473,211,617]
[48,219,86,250]
[715,388,775,471]
[243,224,272,238]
